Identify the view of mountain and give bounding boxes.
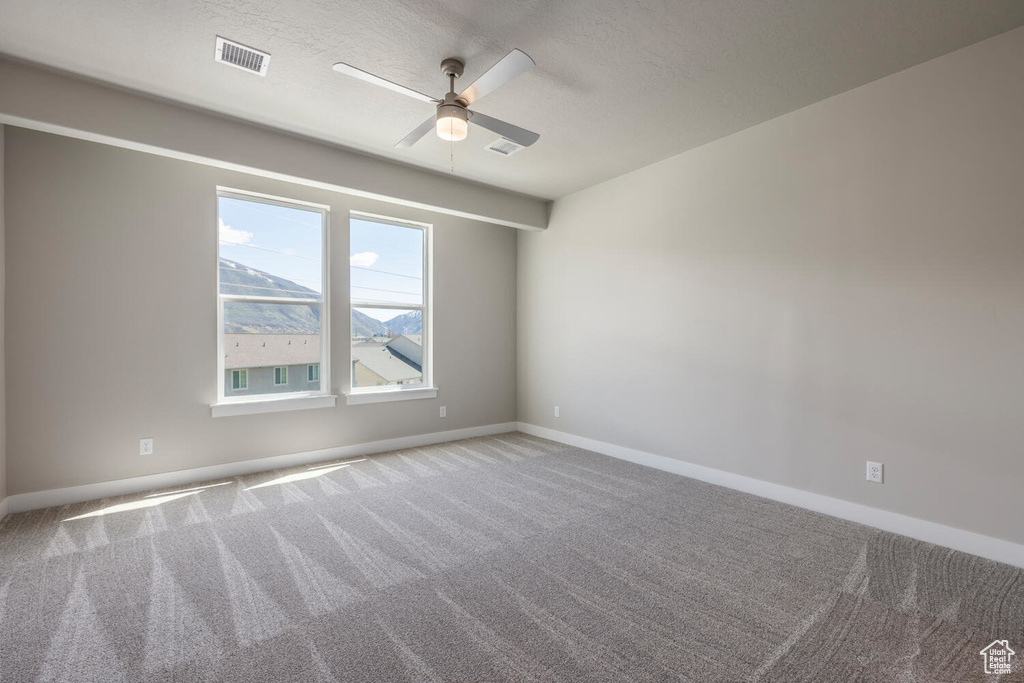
[352,309,422,337]
[352,309,386,337]
[221,258,422,335]
[381,310,422,335]
[220,258,320,300]
[221,259,321,334]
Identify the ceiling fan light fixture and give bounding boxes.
[436,104,468,142]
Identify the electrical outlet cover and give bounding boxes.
[866,461,883,483]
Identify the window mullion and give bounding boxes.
[220,294,322,306]
[350,301,424,311]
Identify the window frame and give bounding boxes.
[215,188,331,409]
[308,364,319,382]
[274,366,288,385]
[348,211,433,400]
[231,368,248,391]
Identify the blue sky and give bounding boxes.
[219,198,423,322]
[218,197,323,294]
[350,217,423,321]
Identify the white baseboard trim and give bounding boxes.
[518,422,1024,570]
[6,422,518,514]
[0,496,8,523]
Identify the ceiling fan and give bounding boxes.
[332,49,539,150]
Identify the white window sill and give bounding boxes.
[346,387,438,405]
[211,394,337,418]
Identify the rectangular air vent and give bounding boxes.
[485,137,525,157]
[215,36,270,76]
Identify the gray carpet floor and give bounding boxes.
[0,432,1021,682]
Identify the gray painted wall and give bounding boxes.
[4,128,517,495]
[0,124,6,504]
[518,28,1024,544]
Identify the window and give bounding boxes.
[308,364,319,382]
[349,213,430,397]
[217,190,329,405]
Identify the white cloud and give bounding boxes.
[350,252,379,267]
[219,218,254,246]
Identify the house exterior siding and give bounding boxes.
[224,363,320,396]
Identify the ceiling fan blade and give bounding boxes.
[395,116,437,149]
[457,49,535,106]
[333,62,438,104]
[468,111,539,147]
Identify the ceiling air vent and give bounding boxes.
[485,137,525,157]
[215,36,271,76]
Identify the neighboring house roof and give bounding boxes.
[351,343,421,382]
[386,334,423,367]
[224,334,320,369]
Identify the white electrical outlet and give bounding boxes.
[554,406,560,418]
[440,405,446,418]
[866,461,883,483]
[140,438,154,456]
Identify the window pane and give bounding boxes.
[350,218,423,307]
[218,193,327,401]
[352,307,423,388]
[224,304,320,395]
[219,197,323,300]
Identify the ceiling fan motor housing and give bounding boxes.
[437,92,468,118]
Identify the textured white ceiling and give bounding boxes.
[1,1,1023,199]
